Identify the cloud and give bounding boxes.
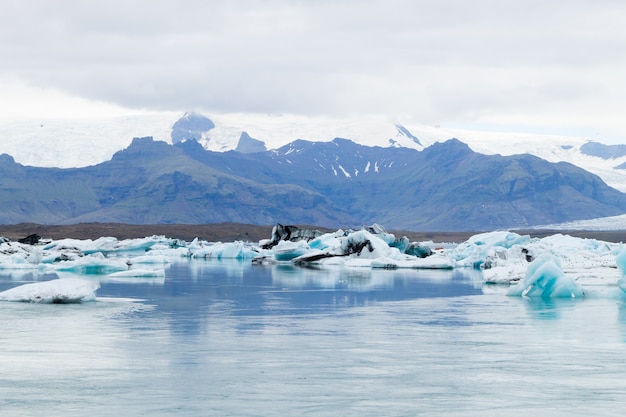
[2,0,626,141]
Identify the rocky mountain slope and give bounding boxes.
[1,136,624,231]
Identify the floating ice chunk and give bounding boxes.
[0,241,44,269]
[617,250,626,277]
[616,250,626,293]
[0,278,100,303]
[371,255,455,270]
[291,229,443,267]
[468,231,532,248]
[293,249,338,265]
[482,263,527,284]
[44,236,180,256]
[450,231,533,268]
[139,246,190,259]
[26,248,43,264]
[107,269,165,278]
[0,253,40,270]
[190,241,260,259]
[507,256,584,298]
[308,229,345,251]
[272,240,310,261]
[52,253,130,275]
[362,223,396,245]
[391,237,433,258]
[107,268,165,278]
[340,230,395,259]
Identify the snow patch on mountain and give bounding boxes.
[534,213,626,231]
[182,112,626,192]
[1,111,626,193]
[0,112,176,168]
[199,113,427,152]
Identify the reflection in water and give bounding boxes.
[520,296,580,320]
[270,264,458,291]
[617,301,626,343]
[3,261,626,416]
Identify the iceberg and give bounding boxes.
[0,278,100,303]
[104,268,166,284]
[0,253,40,270]
[42,235,183,257]
[286,228,446,268]
[291,229,398,266]
[272,240,311,261]
[0,240,44,269]
[441,230,623,285]
[507,256,585,298]
[190,241,261,259]
[450,231,534,268]
[261,223,323,249]
[0,224,622,291]
[52,253,130,275]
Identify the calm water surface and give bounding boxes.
[1,260,626,416]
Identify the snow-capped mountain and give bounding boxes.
[185,112,626,193]
[2,136,624,231]
[1,111,626,195]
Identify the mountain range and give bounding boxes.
[1,126,625,231]
[2,111,626,192]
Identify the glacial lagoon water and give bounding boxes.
[2,260,626,416]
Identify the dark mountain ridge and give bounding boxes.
[0,136,625,231]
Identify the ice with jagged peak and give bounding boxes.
[506,256,585,298]
[0,278,99,303]
[284,228,453,269]
[450,231,534,268]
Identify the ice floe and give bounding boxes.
[0,278,99,303]
[0,225,623,303]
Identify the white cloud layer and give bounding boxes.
[2,0,626,142]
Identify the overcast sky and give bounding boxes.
[2,0,626,143]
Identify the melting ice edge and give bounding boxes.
[1,224,625,303]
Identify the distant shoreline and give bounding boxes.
[0,222,624,244]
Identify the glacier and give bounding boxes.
[0,224,624,303]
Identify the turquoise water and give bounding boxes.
[1,260,626,416]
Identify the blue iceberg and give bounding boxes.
[616,250,626,292]
[507,256,584,298]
